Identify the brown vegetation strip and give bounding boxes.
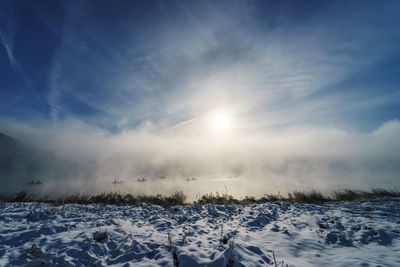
[1,188,399,208]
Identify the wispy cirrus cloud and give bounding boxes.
[38,0,400,132]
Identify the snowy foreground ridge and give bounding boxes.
[1,199,400,266]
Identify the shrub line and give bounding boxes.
[0,188,399,208]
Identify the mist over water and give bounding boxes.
[1,118,399,200]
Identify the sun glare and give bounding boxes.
[212,113,229,132]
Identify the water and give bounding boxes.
[1,174,289,202]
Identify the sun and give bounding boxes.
[212,113,230,132]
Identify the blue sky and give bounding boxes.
[1,0,400,133]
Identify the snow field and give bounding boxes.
[0,198,399,266]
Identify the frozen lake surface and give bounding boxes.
[1,198,400,266]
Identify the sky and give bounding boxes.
[0,0,400,194]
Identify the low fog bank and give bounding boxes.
[1,118,399,199]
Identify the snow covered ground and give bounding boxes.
[1,198,399,266]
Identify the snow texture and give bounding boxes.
[1,198,400,266]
